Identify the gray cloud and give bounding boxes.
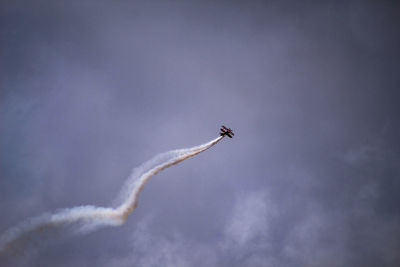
[1,1,399,266]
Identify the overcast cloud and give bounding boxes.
[1,1,400,266]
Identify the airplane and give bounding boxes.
[220,125,234,138]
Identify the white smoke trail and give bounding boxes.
[0,136,223,253]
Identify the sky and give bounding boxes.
[1,1,400,266]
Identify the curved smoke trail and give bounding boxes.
[0,136,223,253]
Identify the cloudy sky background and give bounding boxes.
[1,1,399,266]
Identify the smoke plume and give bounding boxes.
[0,136,223,254]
